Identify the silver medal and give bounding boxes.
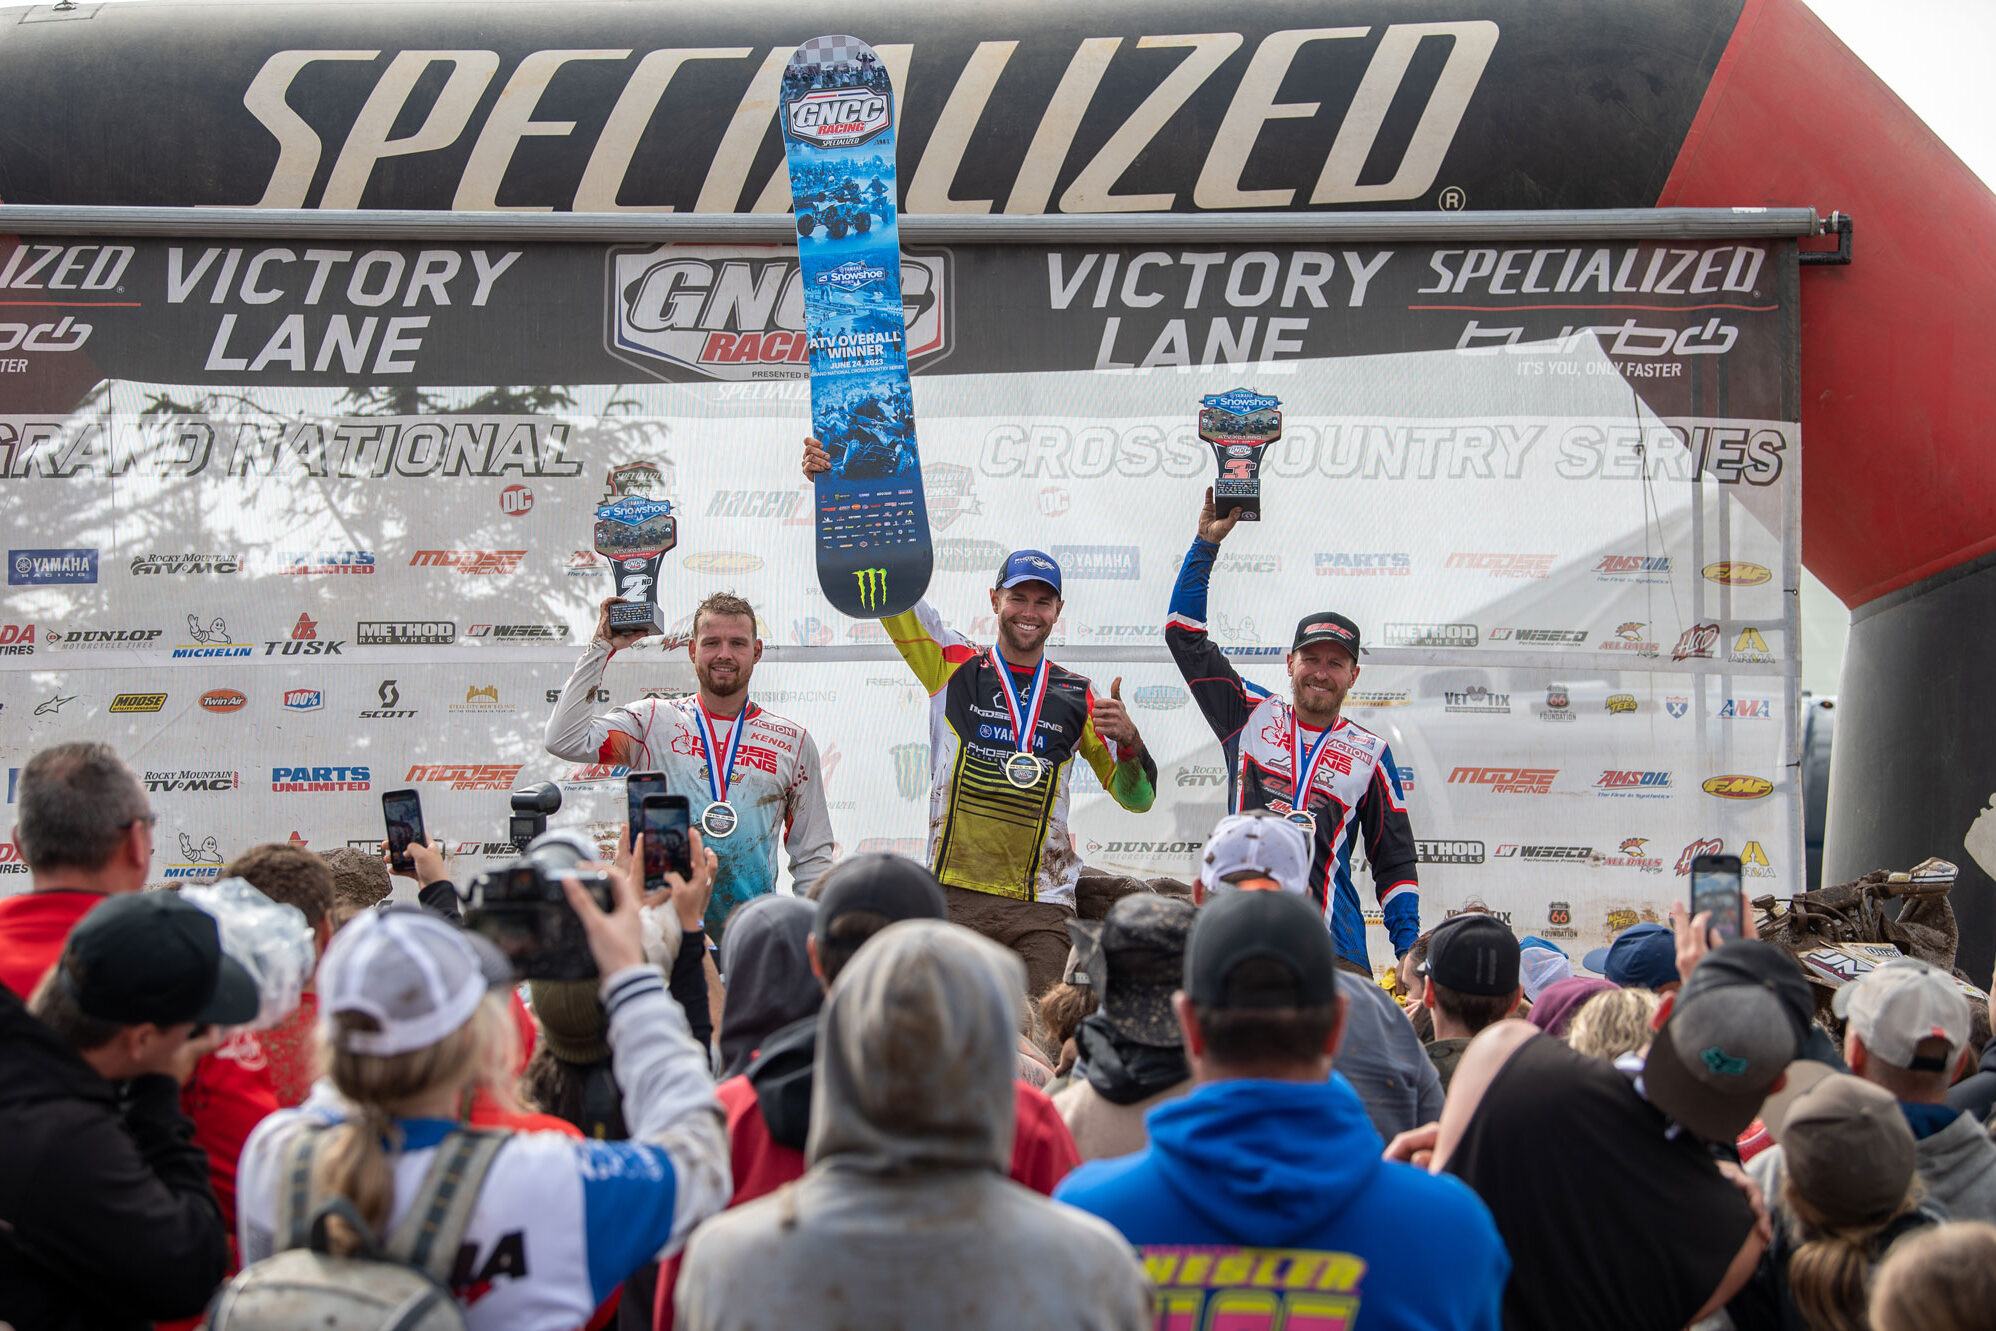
[700,800,739,839]
[1283,809,1317,836]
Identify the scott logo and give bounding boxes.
[786,89,891,146]
[607,246,946,382]
[1703,774,1774,799]
[854,567,888,611]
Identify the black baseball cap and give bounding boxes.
[1421,914,1521,996]
[1292,613,1361,661]
[1185,889,1340,1009]
[813,853,947,947]
[1642,939,1813,1143]
[60,892,259,1026]
[1099,894,1196,1046]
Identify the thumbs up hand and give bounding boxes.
[1093,675,1143,757]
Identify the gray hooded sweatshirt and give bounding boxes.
[677,919,1151,1331]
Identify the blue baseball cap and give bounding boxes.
[996,549,1061,595]
[1581,921,1681,989]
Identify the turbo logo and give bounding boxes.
[854,567,887,611]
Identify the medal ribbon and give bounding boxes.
[693,700,749,808]
[989,647,1049,757]
[1290,705,1337,818]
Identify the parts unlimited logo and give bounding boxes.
[606,245,948,382]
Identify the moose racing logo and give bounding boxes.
[605,246,948,382]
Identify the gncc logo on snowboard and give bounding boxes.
[605,246,948,382]
[786,89,891,147]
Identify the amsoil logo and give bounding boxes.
[1672,623,1720,661]
[1315,552,1410,577]
[1416,839,1485,864]
[1595,770,1673,797]
[1677,837,1725,874]
[1448,767,1557,795]
[1593,554,1671,583]
[1445,552,1554,578]
[406,763,524,792]
[606,246,948,381]
[411,550,523,574]
[1704,774,1774,799]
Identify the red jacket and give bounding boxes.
[655,1073,1080,1328]
[0,889,106,998]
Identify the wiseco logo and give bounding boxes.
[1703,774,1774,799]
[1448,766,1557,794]
[411,550,524,574]
[406,763,525,791]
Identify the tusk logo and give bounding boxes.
[854,567,888,611]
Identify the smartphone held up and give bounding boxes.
[1690,854,1746,944]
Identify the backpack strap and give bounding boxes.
[275,1122,334,1252]
[385,1129,510,1284]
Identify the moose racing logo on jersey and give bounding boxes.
[605,246,948,382]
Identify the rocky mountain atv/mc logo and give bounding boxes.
[606,246,948,382]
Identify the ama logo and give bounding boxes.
[606,246,948,382]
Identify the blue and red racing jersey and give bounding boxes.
[1166,537,1420,969]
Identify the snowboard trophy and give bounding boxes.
[592,460,676,636]
[1198,389,1283,522]
[781,33,933,619]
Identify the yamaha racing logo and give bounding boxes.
[606,246,948,382]
[786,88,891,148]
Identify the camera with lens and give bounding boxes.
[465,829,613,981]
[508,781,562,853]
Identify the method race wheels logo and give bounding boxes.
[605,246,948,382]
[854,567,888,611]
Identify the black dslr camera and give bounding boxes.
[465,829,613,981]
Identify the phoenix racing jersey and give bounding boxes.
[884,600,1158,907]
[544,637,836,941]
[238,966,727,1331]
[1166,538,1419,968]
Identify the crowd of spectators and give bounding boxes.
[4,739,1996,1330]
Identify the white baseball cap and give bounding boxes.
[1199,813,1312,897]
[1832,956,1971,1072]
[318,908,488,1057]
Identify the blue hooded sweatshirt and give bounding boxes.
[1056,1075,1507,1331]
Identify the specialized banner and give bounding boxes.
[0,229,1800,964]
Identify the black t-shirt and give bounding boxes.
[1446,1033,1754,1331]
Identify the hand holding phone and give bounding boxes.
[641,794,692,896]
[626,770,669,853]
[381,788,425,874]
[1689,854,1746,945]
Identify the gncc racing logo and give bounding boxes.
[786,88,891,147]
[606,246,948,382]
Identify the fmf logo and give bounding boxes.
[854,567,888,611]
[1704,774,1774,799]
[606,246,948,382]
[1702,561,1772,586]
[786,87,891,146]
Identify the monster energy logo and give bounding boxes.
[854,567,888,610]
[891,742,928,801]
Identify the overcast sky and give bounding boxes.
[1803,0,1993,188]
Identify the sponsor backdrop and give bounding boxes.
[0,231,1800,964]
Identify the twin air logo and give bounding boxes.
[786,87,892,147]
[1704,774,1774,800]
[200,688,247,713]
[854,567,889,611]
[605,246,948,382]
[817,260,889,292]
[1702,561,1772,586]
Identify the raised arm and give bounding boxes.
[1080,677,1158,813]
[545,599,651,763]
[1165,488,1267,743]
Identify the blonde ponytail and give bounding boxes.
[1783,1181,1915,1331]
